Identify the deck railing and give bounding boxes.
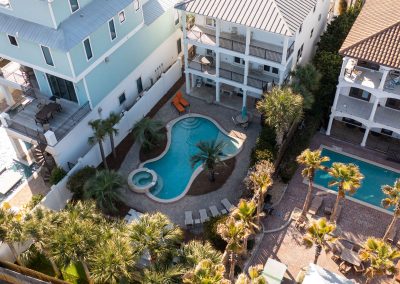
[5,118,47,144]
[286,41,295,61]
[219,68,244,83]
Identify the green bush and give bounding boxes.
[203,215,228,251]
[67,166,97,199]
[25,194,44,210]
[49,167,67,185]
[250,125,277,166]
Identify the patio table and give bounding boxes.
[340,247,361,267]
[262,258,287,284]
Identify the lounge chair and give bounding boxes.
[171,98,185,114]
[221,198,235,212]
[308,196,323,215]
[209,205,220,218]
[199,209,209,223]
[176,91,190,107]
[387,228,397,243]
[185,211,194,227]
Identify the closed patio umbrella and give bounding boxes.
[241,105,247,119]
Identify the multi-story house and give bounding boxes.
[176,0,331,110]
[0,0,182,168]
[326,0,400,148]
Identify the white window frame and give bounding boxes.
[40,45,55,67]
[118,10,126,24]
[205,17,216,28]
[133,0,140,11]
[7,34,18,47]
[310,28,314,38]
[83,37,93,61]
[68,0,80,14]
[233,56,244,65]
[108,18,117,41]
[118,92,126,105]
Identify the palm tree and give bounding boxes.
[246,160,274,225]
[359,237,400,283]
[131,117,164,152]
[88,119,108,169]
[303,218,336,264]
[296,149,330,223]
[217,217,245,281]
[141,264,185,284]
[256,87,303,146]
[190,140,226,182]
[129,212,183,263]
[382,179,400,241]
[235,265,266,284]
[83,170,124,213]
[183,259,230,284]
[0,206,26,266]
[232,199,259,255]
[328,163,364,222]
[103,112,121,159]
[88,232,138,284]
[291,64,321,110]
[181,240,222,268]
[24,207,64,277]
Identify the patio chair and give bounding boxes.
[209,205,220,218]
[387,228,397,243]
[171,98,185,114]
[221,198,235,212]
[199,209,209,223]
[339,261,352,274]
[354,263,365,273]
[308,196,323,215]
[185,211,194,227]
[175,91,190,107]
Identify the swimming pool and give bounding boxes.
[140,114,242,203]
[313,147,400,213]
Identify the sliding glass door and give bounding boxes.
[46,74,78,103]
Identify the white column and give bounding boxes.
[281,37,289,65]
[368,97,379,121]
[242,90,247,108]
[326,114,335,136]
[331,87,341,111]
[216,19,220,47]
[326,87,341,136]
[378,68,390,90]
[216,81,220,102]
[185,72,191,94]
[0,85,15,106]
[361,127,370,147]
[182,12,191,94]
[340,57,350,79]
[9,138,25,159]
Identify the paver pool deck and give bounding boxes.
[250,133,400,284]
[119,93,260,226]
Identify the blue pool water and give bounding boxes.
[314,148,400,211]
[143,117,240,201]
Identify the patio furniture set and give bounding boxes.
[329,240,365,274]
[184,198,235,227]
[35,101,62,125]
[171,91,190,114]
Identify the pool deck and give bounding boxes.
[118,93,261,226]
[249,132,400,283]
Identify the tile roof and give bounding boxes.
[143,0,177,25]
[339,0,400,69]
[175,0,317,36]
[0,0,132,52]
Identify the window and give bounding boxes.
[134,0,140,11]
[83,38,93,60]
[176,38,182,54]
[263,65,270,72]
[313,5,316,12]
[119,11,126,23]
[299,24,302,33]
[46,74,78,103]
[136,77,143,93]
[349,87,371,101]
[206,49,213,56]
[297,44,304,63]
[381,129,393,136]
[69,0,79,13]
[272,67,279,74]
[205,17,216,28]
[233,57,244,65]
[318,14,322,21]
[7,35,18,46]
[174,11,180,25]
[108,19,117,40]
[119,93,126,105]
[310,28,314,38]
[386,98,400,110]
[41,46,54,66]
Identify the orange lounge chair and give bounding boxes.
[176,91,190,107]
[172,98,185,114]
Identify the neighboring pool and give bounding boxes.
[142,115,242,202]
[314,147,400,212]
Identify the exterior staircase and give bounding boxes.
[32,143,56,182]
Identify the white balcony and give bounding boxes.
[374,106,400,131]
[343,66,383,90]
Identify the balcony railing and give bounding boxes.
[286,42,295,61]
[247,76,273,91]
[249,45,282,63]
[219,68,244,84]
[5,118,47,144]
[219,36,246,53]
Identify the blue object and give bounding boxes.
[241,105,247,120]
[143,117,240,201]
[314,148,400,211]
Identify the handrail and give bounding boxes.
[219,68,244,83]
[5,118,47,144]
[286,41,295,61]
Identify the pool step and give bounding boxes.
[180,117,202,129]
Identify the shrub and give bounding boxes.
[25,194,44,210]
[250,125,277,166]
[67,166,97,199]
[49,167,67,185]
[203,215,228,251]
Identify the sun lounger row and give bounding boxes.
[184,199,237,227]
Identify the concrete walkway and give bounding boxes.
[119,94,260,226]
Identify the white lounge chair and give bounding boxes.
[209,205,220,217]
[309,196,323,215]
[185,211,194,227]
[221,198,235,212]
[199,209,209,223]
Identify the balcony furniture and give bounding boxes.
[221,198,235,212]
[199,209,209,223]
[171,96,186,114]
[339,261,352,274]
[175,91,190,107]
[185,211,194,227]
[35,102,62,125]
[196,78,202,88]
[209,205,220,217]
[354,263,365,273]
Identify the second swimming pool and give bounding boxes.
[314,147,400,212]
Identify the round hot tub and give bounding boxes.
[128,168,158,193]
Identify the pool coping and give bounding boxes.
[136,113,245,203]
[303,145,399,216]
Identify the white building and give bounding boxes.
[326,0,400,147]
[176,0,331,109]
